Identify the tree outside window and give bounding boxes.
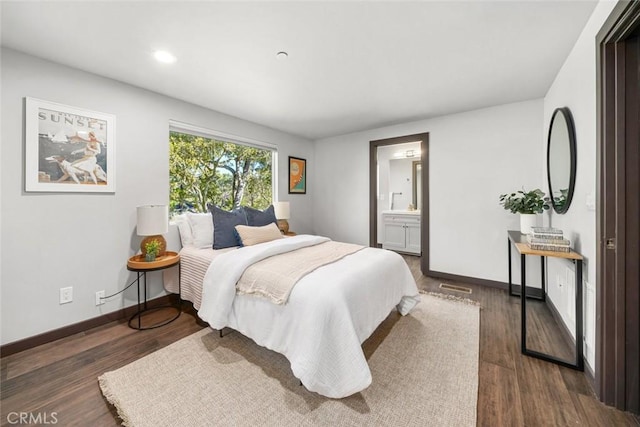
[169,132,273,214]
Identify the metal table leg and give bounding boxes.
[520,254,527,352]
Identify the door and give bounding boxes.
[405,222,422,255]
[597,2,640,413]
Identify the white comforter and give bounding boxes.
[197,235,420,398]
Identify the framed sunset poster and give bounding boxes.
[24,97,116,193]
[288,156,306,194]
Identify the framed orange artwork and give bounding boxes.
[288,156,306,194]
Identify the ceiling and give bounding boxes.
[1,1,598,140]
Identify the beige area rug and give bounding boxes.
[99,294,480,427]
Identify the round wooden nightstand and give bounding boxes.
[126,251,181,330]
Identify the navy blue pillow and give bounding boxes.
[243,205,277,227]
[209,205,248,249]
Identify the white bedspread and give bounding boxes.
[197,235,420,398]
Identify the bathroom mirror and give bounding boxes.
[412,161,422,211]
[546,107,576,214]
[388,157,415,210]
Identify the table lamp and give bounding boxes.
[274,201,290,234]
[137,205,169,257]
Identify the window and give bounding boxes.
[169,129,275,214]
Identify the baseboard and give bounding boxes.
[0,294,177,357]
[545,294,577,350]
[546,295,596,387]
[584,358,596,391]
[426,270,545,298]
[427,270,507,289]
[509,285,545,299]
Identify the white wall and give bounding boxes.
[313,99,544,283]
[0,48,314,345]
[542,0,618,370]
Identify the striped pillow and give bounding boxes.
[235,223,284,247]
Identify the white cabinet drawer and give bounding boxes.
[382,214,420,224]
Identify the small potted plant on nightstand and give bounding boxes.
[144,239,161,262]
[499,188,550,234]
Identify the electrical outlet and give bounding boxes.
[95,290,105,306]
[60,287,73,304]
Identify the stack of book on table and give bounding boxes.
[527,227,571,252]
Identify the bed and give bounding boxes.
[163,221,420,399]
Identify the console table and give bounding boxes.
[507,230,584,371]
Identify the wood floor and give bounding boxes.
[1,256,639,426]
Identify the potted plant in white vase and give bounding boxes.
[499,188,550,234]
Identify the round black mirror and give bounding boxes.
[546,107,576,214]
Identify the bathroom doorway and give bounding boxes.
[369,133,429,274]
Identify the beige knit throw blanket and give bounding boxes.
[236,241,364,304]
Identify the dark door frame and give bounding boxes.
[369,133,429,274]
[596,0,640,414]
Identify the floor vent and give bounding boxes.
[439,283,472,294]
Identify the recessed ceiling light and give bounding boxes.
[154,50,176,64]
[276,51,288,60]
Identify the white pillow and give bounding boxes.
[173,214,194,247]
[235,223,284,247]
[187,212,214,249]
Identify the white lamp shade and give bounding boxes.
[136,205,169,236]
[274,201,290,220]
